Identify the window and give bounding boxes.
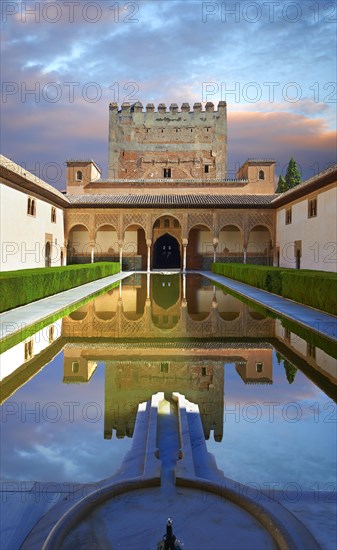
[204,165,209,173]
[24,339,34,361]
[49,326,55,343]
[160,362,169,373]
[76,170,83,181]
[201,367,207,377]
[164,218,170,228]
[308,197,317,218]
[163,168,171,178]
[259,170,265,180]
[307,343,316,360]
[72,361,79,374]
[27,197,36,216]
[51,207,56,223]
[256,362,263,373]
[285,208,292,225]
[173,219,179,228]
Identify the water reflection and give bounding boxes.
[0,274,336,484]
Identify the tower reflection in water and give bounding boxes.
[62,274,275,443]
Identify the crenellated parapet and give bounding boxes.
[109,101,227,116]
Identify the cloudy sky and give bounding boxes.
[2,0,336,188]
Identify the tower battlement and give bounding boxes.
[109,101,227,117]
[108,101,227,180]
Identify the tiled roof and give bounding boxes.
[67,194,276,208]
[0,154,69,207]
[272,163,337,206]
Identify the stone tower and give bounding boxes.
[108,101,227,180]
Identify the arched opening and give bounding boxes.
[247,225,272,265]
[186,274,213,321]
[151,274,180,329]
[259,170,265,180]
[218,225,243,263]
[153,233,181,269]
[76,170,83,181]
[67,224,90,264]
[94,291,118,321]
[45,241,51,267]
[123,224,147,271]
[96,224,118,262]
[187,224,212,270]
[69,304,89,321]
[152,274,180,309]
[216,291,241,321]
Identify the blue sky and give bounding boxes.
[1,0,336,187]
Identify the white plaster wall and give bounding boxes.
[0,320,62,381]
[276,186,337,272]
[0,184,65,270]
[275,321,336,381]
[315,349,337,380]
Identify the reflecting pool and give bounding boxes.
[1,274,336,491]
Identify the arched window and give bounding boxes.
[72,361,79,373]
[27,198,31,215]
[31,200,36,216]
[51,207,56,223]
[259,170,265,180]
[76,170,83,181]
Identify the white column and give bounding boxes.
[119,241,123,271]
[213,238,218,264]
[91,244,95,264]
[183,274,186,301]
[182,239,188,272]
[147,272,150,298]
[147,241,151,273]
[243,247,247,264]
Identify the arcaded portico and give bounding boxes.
[65,198,275,270]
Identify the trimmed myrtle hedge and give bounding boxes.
[0,262,120,313]
[212,263,337,315]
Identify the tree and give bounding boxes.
[283,359,297,384]
[285,157,301,189]
[276,174,286,193]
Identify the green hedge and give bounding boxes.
[0,262,120,313]
[212,263,337,315]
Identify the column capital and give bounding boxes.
[182,238,188,246]
[146,239,152,246]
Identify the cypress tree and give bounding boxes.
[276,174,286,193]
[285,157,301,189]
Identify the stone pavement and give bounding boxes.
[0,272,132,343]
[202,271,337,342]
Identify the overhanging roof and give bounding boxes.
[0,155,69,208]
[67,194,276,208]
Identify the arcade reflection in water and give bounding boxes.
[1,274,336,442]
